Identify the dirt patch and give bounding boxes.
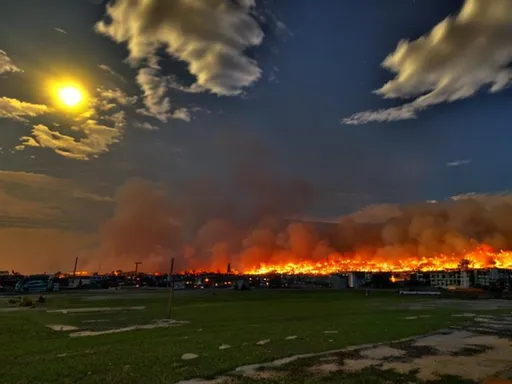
[175,321,512,384]
[382,342,512,381]
[249,370,287,379]
[388,341,439,359]
[308,362,343,374]
[342,358,381,371]
[413,331,508,354]
[451,345,493,356]
[47,306,145,314]
[374,331,512,382]
[319,356,338,362]
[69,319,188,337]
[181,353,199,361]
[360,346,406,359]
[173,379,232,384]
[46,324,79,331]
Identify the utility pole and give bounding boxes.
[167,256,175,320]
[72,257,78,278]
[134,261,142,276]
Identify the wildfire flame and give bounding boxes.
[242,245,512,275]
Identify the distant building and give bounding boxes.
[473,268,512,291]
[429,270,471,288]
[329,274,349,289]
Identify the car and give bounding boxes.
[15,279,48,293]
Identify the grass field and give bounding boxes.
[0,289,510,384]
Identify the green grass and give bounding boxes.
[0,290,505,384]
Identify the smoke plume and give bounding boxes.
[91,133,512,273]
[94,174,512,273]
[94,136,317,272]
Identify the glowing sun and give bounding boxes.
[58,86,82,107]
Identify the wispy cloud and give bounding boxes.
[343,0,512,125]
[0,170,112,223]
[446,159,472,167]
[134,121,160,131]
[268,66,279,83]
[18,118,124,160]
[450,190,512,206]
[95,87,137,111]
[0,97,49,122]
[15,87,133,159]
[54,27,67,34]
[135,67,190,122]
[0,171,105,272]
[98,64,127,83]
[0,50,22,74]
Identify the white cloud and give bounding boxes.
[450,190,512,206]
[0,97,49,122]
[343,0,512,125]
[134,121,160,130]
[135,67,190,122]
[95,0,264,96]
[268,66,279,83]
[19,117,124,160]
[342,104,420,125]
[54,28,67,34]
[0,50,22,74]
[446,159,472,167]
[98,64,127,83]
[14,86,138,159]
[172,108,191,122]
[95,86,137,110]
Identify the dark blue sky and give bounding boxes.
[0,0,511,236]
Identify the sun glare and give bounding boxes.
[58,86,82,107]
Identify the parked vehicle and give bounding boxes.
[15,279,48,293]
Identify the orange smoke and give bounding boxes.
[93,177,512,276]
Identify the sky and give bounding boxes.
[1,0,512,273]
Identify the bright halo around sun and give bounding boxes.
[58,86,83,107]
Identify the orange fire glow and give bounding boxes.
[242,245,512,275]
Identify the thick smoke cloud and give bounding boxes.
[89,133,512,273]
[93,136,316,272]
[99,184,512,272]
[97,179,183,271]
[95,170,512,273]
